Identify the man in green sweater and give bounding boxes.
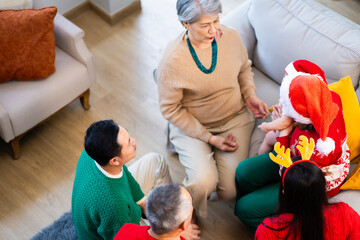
[72,120,171,240]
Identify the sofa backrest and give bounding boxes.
[221,0,256,60]
[248,0,360,88]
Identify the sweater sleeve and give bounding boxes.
[157,59,212,143]
[236,33,256,100]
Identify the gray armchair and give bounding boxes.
[0,13,95,159]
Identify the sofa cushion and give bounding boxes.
[0,7,57,82]
[221,0,256,60]
[248,0,360,87]
[341,163,360,190]
[0,47,90,138]
[328,76,360,163]
[332,163,360,214]
[248,67,280,157]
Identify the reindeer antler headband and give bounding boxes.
[269,135,320,187]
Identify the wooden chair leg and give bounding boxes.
[80,89,91,110]
[10,138,21,160]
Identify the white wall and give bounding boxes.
[33,0,86,14]
[90,0,136,15]
[34,0,138,16]
[89,0,110,13]
[109,0,134,15]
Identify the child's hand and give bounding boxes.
[279,121,295,137]
[258,122,271,133]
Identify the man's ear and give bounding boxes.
[179,219,189,232]
[108,156,121,166]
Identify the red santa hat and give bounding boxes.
[285,59,327,84]
[279,71,339,155]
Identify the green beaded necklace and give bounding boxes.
[186,31,217,74]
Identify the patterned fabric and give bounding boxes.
[71,150,145,240]
[322,140,350,191]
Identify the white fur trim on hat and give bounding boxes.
[279,72,312,124]
[284,61,326,83]
[285,61,297,76]
[316,137,335,155]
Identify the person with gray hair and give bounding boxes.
[157,0,269,219]
[114,184,200,240]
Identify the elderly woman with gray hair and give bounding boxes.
[157,0,269,219]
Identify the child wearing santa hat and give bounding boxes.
[258,60,331,153]
[235,60,350,231]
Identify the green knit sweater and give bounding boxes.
[72,150,145,240]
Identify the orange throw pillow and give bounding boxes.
[0,7,57,82]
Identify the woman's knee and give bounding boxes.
[235,198,263,231]
[235,157,254,183]
[235,183,280,230]
[186,168,218,196]
[197,172,218,193]
[181,153,218,190]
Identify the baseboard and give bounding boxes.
[89,0,141,25]
[63,1,90,20]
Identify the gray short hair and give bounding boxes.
[146,184,192,235]
[176,0,222,24]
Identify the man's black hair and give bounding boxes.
[84,120,122,166]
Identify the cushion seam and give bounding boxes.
[274,0,360,58]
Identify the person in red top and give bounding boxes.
[114,184,200,240]
[235,60,350,231]
[255,155,360,240]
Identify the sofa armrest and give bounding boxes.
[0,103,15,143]
[222,0,255,60]
[53,14,96,84]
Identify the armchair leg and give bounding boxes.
[10,138,21,160]
[80,89,91,110]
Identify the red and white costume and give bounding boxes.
[278,60,350,197]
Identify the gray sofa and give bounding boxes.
[222,0,360,212]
